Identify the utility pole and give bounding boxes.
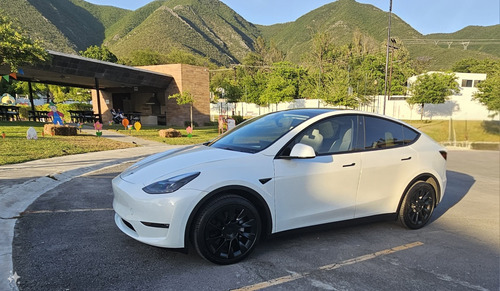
[383,0,393,115]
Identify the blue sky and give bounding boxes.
[86,0,500,35]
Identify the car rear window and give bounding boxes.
[364,116,419,149]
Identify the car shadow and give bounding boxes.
[431,170,475,221]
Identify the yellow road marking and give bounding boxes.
[232,241,424,291]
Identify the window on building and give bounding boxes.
[462,79,473,87]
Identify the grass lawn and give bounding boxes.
[0,122,220,165]
[0,122,135,165]
[405,120,500,143]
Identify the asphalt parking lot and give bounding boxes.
[10,150,500,290]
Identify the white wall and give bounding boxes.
[211,72,498,121]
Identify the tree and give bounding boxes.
[473,72,500,116]
[168,91,195,128]
[260,62,303,107]
[252,36,285,65]
[452,58,500,75]
[301,31,336,101]
[79,45,118,63]
[407,72,459,120]
[307,31,335,76]
[0,14,48,72]
[238,69,268,106]
[49,85,91,103]
[322,67,358,108]
[209,69,242,103]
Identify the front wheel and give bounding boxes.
[398,181,436,229]
[192,195,261,264]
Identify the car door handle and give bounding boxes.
[343,163,356,167]
[401,157,412,161]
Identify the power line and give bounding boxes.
[401,39,500,45]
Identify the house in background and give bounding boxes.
[92,64,210,126]
[376,72,493,121]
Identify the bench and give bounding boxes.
[28,110,50,122]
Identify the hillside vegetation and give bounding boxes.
[1,0,498,68]
[0,0,77,53]
[106,0,260,65]
[260,0,421,63]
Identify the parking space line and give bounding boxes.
[21,208,113,215]
[232,241,424,291]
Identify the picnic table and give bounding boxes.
[28,110,50,122]
[68,110,100,123]
[0,105,20,121]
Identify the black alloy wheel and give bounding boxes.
[399,181,436,229]
[193,195,261,264]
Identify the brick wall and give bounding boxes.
[139,64,210,127]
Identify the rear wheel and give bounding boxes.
[399,181,436,229]
[192,195,261,264]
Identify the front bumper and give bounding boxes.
[112,176,202,248]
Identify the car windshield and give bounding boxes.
[208,109,331,153]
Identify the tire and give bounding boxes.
[192,195,261,264]
[398,181,436,229]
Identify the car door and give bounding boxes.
[273,115,362,232]
[355,116,420,218]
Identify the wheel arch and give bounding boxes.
[185,185,273,247]
[396,173,442,216]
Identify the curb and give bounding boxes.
[442,142,500,151]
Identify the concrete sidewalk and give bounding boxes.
[0,129,182,290]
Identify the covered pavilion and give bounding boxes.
[0,50,210,126]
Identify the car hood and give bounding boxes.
[119,145,250,185]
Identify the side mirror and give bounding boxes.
[289,143,316,159]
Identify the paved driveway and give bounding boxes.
[11,150,500,290]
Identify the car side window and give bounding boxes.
[402,126,419,144]
[364,116,406,149]
[280,115,358,156]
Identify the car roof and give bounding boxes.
[276,108,421,131]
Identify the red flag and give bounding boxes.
[9,73,17,80]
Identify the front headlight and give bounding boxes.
[142,172,200,194]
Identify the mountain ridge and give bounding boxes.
[1,0,498,69]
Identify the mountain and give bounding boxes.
[259,0,422,63]
[424,25,500,57]
[259,0,499,69]
[1,0,498,69]
[0,0,129,53]
[104,0,260,65]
